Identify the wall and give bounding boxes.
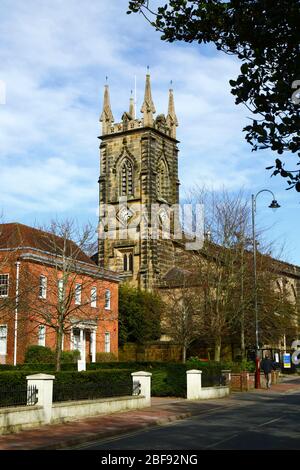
[51,395,147,424]
[0,250,119,364]
[0,405,44,435]
[118,342,182,362]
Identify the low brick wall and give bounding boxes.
[230,371,280,391]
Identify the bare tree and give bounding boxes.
[160,273,203,363]
[23,219,106,371]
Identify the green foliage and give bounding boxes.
[186,356,255,373]
[0,363,77,372]
[0,371,28,386]
[95,352,118,362]
[151,367,186,397]
[24,345,55,364]
[53,369,132,386]
[128,0,300,190]
[61,350,81,363]
[118,285,163,345]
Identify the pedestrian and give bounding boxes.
[260,354,275,389]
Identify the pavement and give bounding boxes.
[0,376,300,450]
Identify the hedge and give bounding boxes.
[0,359,255,398]
[0,369,133,388]
[0,363,77,372]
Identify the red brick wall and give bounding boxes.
[0,251,119,364]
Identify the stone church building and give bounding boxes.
[95,73,300,361]
[97,73,184,290]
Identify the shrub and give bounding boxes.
[186,356,255,373]
[0,371,28,386]
[61,350,81,363]
[95,352,118,362]
[53,369,132,385]
[119,285,163,345]
[24,345,55,364]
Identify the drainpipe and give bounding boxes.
[14,261,20,366]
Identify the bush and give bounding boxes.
[88,361,187,397]
[95,352,118,362]
[186,356,255,373]
[0,371,28,386]
[151,365,187,397]
[61,350,81,363]
[53,369,132,385]
[119,285,163,345]
[24,345,55,364]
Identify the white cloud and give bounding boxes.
[0,0,299,263]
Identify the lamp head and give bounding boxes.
[269,200,281,211]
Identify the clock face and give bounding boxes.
[117,206,134,225]
[158,207,169,224]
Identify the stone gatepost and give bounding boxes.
[131,371,152,405]
[221,370,232,387]
[26,373,55,424]
[186,370,202,400]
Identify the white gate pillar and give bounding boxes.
[26,373,55,423]
[186,369,202,400]
[131,371,152,405]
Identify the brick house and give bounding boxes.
[0,223,120,365]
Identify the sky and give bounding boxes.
[0,0,299,264]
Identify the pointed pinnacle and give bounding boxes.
[100,84,114,123]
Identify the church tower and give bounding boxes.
[98,74,180,289]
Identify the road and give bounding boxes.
[72,388,300,450]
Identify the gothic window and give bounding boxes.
[157,159,169,200]
[129,253,133,272]
[123,252,133,273]
[120,159,133,196]
[123,253,128,271]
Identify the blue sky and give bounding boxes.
[0,0,299,264]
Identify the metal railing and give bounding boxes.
[53,380,141,403]
[202,375,226,387]
[0,384,38,408]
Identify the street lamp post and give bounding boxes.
[252,190,280,389]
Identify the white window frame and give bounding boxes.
[38,325,46,347]
[0,274,9,298]
[0,325,8,355]
[104,332,111,353]
[105,289,111,310]
[91,287,97,308]
[39,275,47,299]
[72,328,81,351]
[75,283,82,305]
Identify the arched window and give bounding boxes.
[157,159,168,199]
[123,253,128,271]
[120,159,133,196]
[123,252,133,272]
[129,253,133,272]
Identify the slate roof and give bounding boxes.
[0,222,95,266]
